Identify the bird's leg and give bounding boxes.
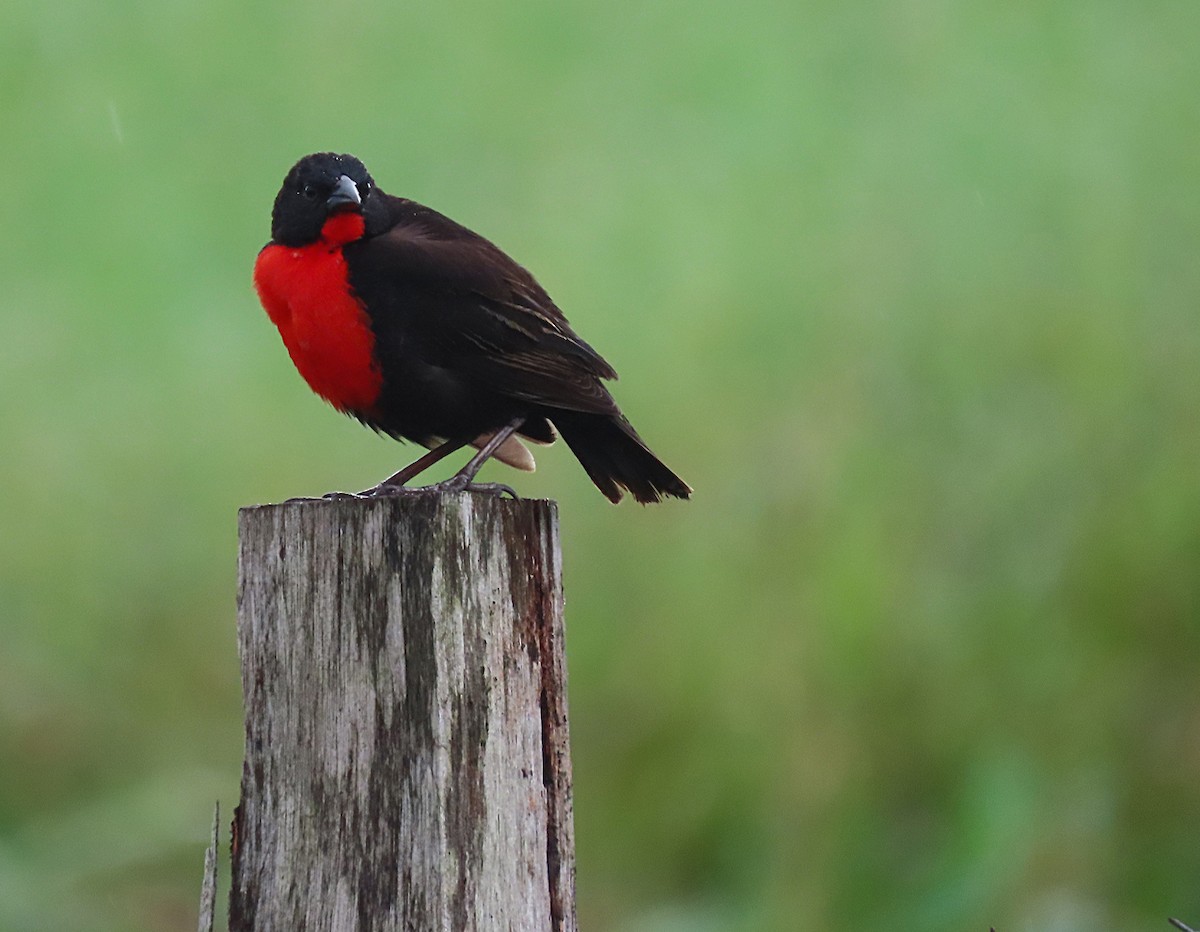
[424,416,527,498]
[360,439,468,494]
[334,439,468,499]
[342,417,526,500]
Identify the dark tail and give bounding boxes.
[552,411,692,504]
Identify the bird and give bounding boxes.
[253,152,691,504]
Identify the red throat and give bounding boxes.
[321,211,366,246]
[253,215,382,415]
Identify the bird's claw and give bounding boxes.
[440,479,520,499]
[341,478,520,500]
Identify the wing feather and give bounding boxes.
[347,193,620,415]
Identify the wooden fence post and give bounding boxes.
[225,493,575,931]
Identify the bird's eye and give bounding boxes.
[301,183,319,200]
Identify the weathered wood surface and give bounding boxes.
[229,494,575,931]
[198,804,218,932]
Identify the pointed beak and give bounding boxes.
[326,174,362,212]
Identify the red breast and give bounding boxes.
[253,213,383,415]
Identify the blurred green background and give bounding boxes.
[2,0,1198,928]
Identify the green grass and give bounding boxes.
[1,0,1198,928]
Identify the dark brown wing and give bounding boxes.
[347,193,619,416]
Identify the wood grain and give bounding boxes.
[228,494,575,931]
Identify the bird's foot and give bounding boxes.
[353,475,519,499]
[428,474,520,499]
[353,483,413,498]
[280,489,396,501]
